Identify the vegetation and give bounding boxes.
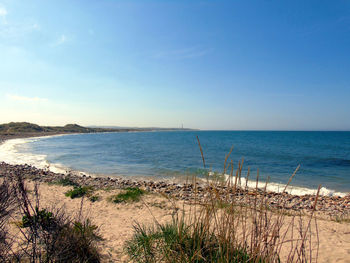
[0,178,16,261]
[111,187,146,203]
[0,173,102,262]
[0,122,114,135]
[65,185,93,199]
[89,195,100,202]
[332,213,350,224]
[126,217,255,263]
[52,176,79,187]
[0,122,194,137]
[0,136,321,262]
[125,140,320,263]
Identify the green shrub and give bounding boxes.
[12,174,102,262]
[0,178,16,262]
[65,186,93,199]
[112,187,146,203]
[125,137,320,263]
[20,207,57,230]
[53,177,79,187]
[89,195,100,202]
[125,217,254,263]
[54,219,102,262]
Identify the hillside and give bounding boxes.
[0,122,195,138]
[0,122,119,135]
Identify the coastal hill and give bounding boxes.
[0,122,114,134]
[0,122,195,139]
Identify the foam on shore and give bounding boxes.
[222,174,347,197]
[0,136,348,197]
[0,136,68,174]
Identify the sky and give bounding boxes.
[0,0,349,130]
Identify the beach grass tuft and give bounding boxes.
[126,216,254,263]
[0,172,102,262]
[111,187,146,203]
[52,176,79,187]
[89,194,101,202]
[65,185,93,199]
[125,138,320,263]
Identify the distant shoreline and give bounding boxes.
[1,130,350,197]
[0,161,349,218]
[0,132,68,144]
[0,130,350,222]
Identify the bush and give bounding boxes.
[126,217,253,263]
[54,177,79,187]
[89,195,100,202]
[12,173,102,262]
[0,178,16,262]
[65,186,93,199]
[111,187,146,203]
[125,138,320,263]
[20,207,57,230]
[51,218,102,263]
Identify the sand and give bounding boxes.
[13,181,348,263]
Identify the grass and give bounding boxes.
[125,138,321,263]
[89,195,101,202]
[110,187,146,203]
[126,216,257,263]
[1,173,102,262]
[65,186,93,199]
[332,213,350,224]
[51,176,79,187]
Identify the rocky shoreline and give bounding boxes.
[1,162,349,218]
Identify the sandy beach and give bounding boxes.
[0,161,349,262]
[1,134,350,262]
[3,177,349,262]
[2,1,349,261]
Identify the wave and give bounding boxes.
[0,136,348,197]
[0,136,69,174]
[221,173,347,197]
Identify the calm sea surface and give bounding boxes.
[1,131,350,195]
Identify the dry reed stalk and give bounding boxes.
[126,137,319,262]
[196,135,206,168]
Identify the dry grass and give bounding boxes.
[125,139,320,262]
[0,173,102,262]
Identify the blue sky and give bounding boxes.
[0,0,349,130]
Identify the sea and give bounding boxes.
[0,131,349,197]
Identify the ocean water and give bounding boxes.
[0,131,349,196]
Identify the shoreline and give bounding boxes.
[0,133,349,218]
[0,131,73,143]
[1,161,349,218]
[2,168,348,263]
[1,133,350,262]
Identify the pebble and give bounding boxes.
[0,161,349,218]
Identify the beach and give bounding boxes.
[1,163,350,262]
[1,134,350,262]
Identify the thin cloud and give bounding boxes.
[0,5,40,39]
[0,23,40,38]
[51,34,67,47]
[0,7,7,17]
[6,94,49,103]
[0,6,7,24]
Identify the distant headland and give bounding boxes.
[0,122,196,141]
